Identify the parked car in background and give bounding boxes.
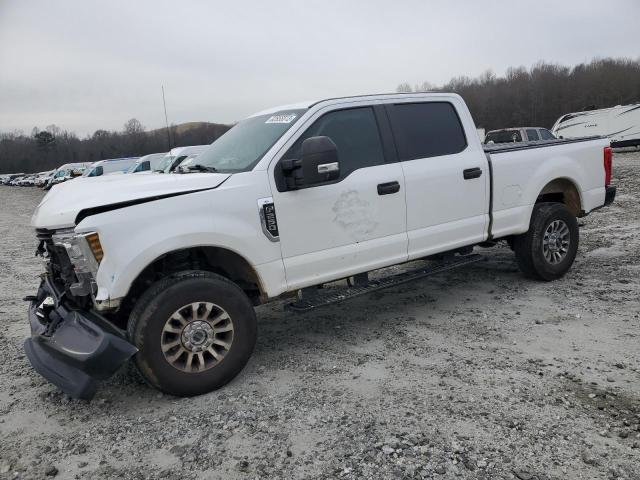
[35,170,55,187]
[44,163,92,190]
[484,127,556,144]
[127,152,168,174]
[2,173,26,185]
[155,145,209,173]
[552,103,640,148]
[82,158,139,178]
[16,175,34,186]
[25,92,615,399]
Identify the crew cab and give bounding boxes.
[25,93,616,399]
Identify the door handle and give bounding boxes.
[377,181,400,195]
[463,167,482,180]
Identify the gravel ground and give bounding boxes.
[1,151,639,480]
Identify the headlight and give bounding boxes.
[52,231,103,276]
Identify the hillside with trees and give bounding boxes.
[397,57,640,131]
[0,120,230,174]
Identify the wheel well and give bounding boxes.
[536,178,582,217]
[110,247,263,328]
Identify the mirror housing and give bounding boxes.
[281,136,339,189]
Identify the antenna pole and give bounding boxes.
[162,85,171,149]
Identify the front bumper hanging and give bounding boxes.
[24,277,137,400]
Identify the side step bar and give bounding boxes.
[286,253,484,313]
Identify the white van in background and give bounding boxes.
[552,103,640,148]
[82,157,139,177]
[155,145,209,173]
[127,152,168,174]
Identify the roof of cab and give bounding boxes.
[248,92,462,118]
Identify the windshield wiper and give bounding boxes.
[181,164,218,173]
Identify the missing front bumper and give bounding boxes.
[24,279,137,400]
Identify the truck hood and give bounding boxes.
[32,173,231,229]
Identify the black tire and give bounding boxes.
[513,202,579,281]
[127,271,257,396]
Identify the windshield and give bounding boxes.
[156,155,174,172]
[127,162,141,173]
[194,109,305,173]
[177,154,199,170]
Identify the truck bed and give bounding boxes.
[483,136,604,154]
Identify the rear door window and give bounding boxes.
[386,102,467,160]
[526,129,540,141]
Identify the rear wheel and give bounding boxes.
[513,202,579,281]
[127,271,257,396]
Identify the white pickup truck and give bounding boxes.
[25,93,616,399]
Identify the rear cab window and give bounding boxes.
[386,102,467,160]
[526,129,540,141]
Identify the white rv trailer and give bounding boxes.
[552,103,640,148]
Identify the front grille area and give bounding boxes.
[35,228,55,242]
[35,229,78,295]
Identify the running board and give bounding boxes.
[285,254,484,313]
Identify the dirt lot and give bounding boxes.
[0,152,638,480]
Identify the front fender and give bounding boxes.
[76,173,282,301]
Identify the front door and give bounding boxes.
[269,106,408,290]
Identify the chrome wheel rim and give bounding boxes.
[161,302,234,373]
[542,219,570,264]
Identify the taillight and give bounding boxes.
[603,146,612,186]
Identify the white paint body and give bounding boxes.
[31,94,610,306]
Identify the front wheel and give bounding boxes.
[127,271,257,396]
[513,202,579,281]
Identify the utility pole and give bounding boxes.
[162,85,172,149]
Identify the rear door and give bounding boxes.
[385,99,488,260]
[269,105,407,290]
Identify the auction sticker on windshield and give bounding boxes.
[265,113,297,124]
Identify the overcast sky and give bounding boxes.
[1,0,639,136]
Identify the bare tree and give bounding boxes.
[123,118,145,135]
[397,57,640,130]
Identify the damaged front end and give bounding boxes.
[24,229,137,400]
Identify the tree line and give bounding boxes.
[0,119,230,174]
[397,57,640,131]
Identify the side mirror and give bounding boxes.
[281,136,340,189]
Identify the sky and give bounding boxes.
[1,0,639,136]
